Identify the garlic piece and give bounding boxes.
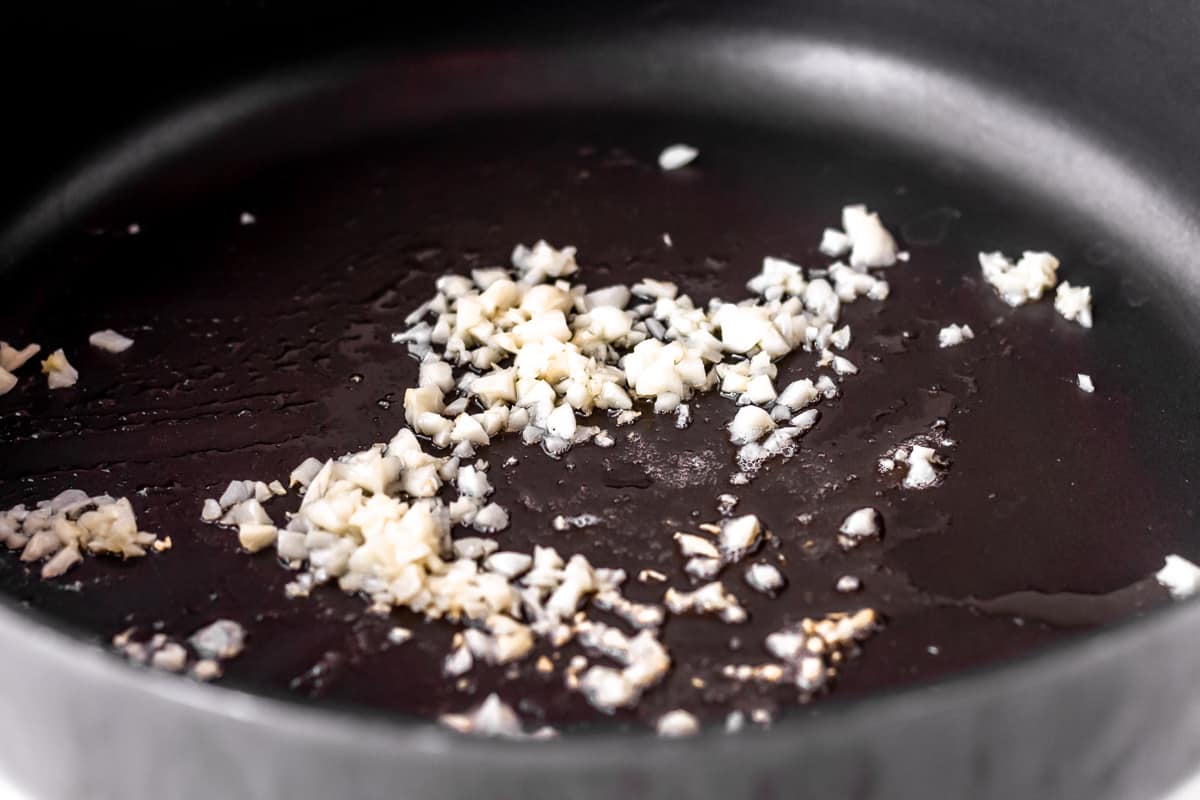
[777,379,819,411]
[838,508,882,549]
[41,348,79,389]
[842,204,898,269]
[744,563,785,595]
[1055,282,1093,328]
[979,250,1059,306]
[938,324,975,348]
[658,144,699,171]
[728,406,775,445]
[238,523,278,553]
[88,329,135,353]
[903,445,940,489]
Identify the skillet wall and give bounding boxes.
[5,0,1200,259]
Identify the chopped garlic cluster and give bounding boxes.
[394,212,893,472]
[753,608,879,693]
[2,329,135,397]
[838,507,882,549]
[1,490,158,579]
[979,251,1060,306]
[113,620,245,681]
[0,341,40,372]
[210,208,902,724]
[575,619,672,711]
[664,581,748,624]
[718,608,879,700]
[672,514,765,581]
[218,432,673,712]
[979,249,1094,328]
[439,693,557,739]
[200,477,288,552]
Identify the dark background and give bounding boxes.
[6,0,1200,245]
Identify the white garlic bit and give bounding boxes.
[574,623,671,712]
[744,563,786,595]
[189,619,246,660]
[289,457,324,488]
[979,250,1059,306]
[818,228,851,258]
[841,204,898,269]
[838,508,882,549]
[0,341,40,372]
[658,144,699,171]
[1,491,158,579]
[777,379,819,411]
[675,532,720,560]
[938,324,975,348]
[656,709,700,738]
[88,329,135,353]
[836,575,862,593]
[728,406,775,445]
[903,445,940,489]
[1055,282,1093,328]
[41,348,79,389]
[1077,373,1095,394]
[664,582,747,624]
[238,523,278,553]
[1157,555,1200,600]
[718,514,763,562]
[196,215,931,720]
[439,694,555,739]
[831,355,858,376]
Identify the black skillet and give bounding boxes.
[3,2,1200,798]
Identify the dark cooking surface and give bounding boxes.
[0,116,1194,730]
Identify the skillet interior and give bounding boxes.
[3,12,1200,800]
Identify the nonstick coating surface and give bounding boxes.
[0,114,1192,722]
[3,14,1200,800]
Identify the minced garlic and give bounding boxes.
[658,144,698,171]
[2,490,158,579]
[41,348,78,389]
[88,329,134,353]
[979,251,1059,306]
